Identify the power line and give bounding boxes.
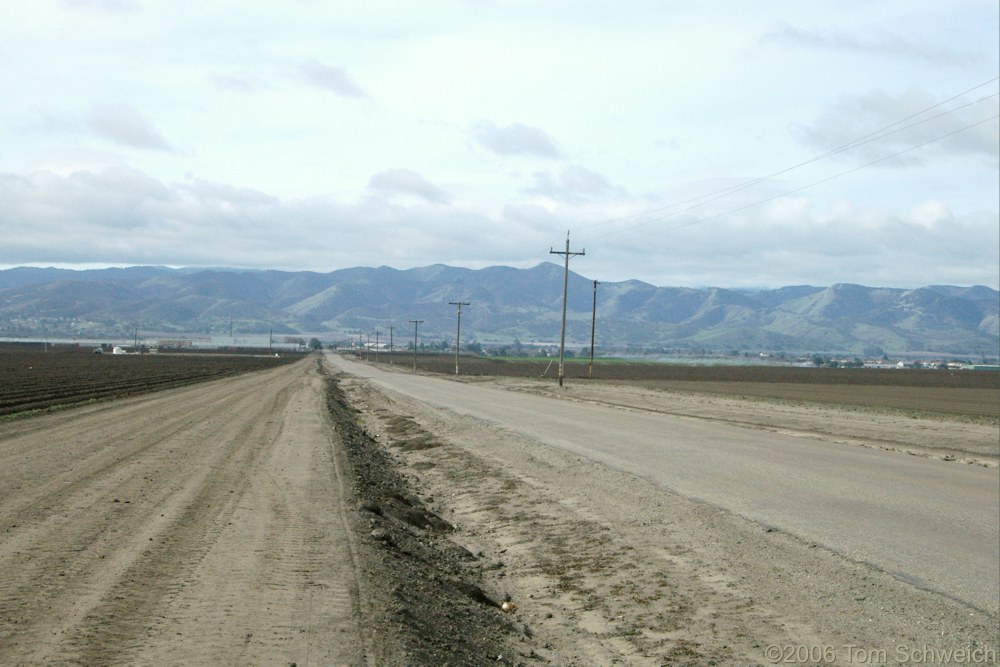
[574,77,999,241]
[622,113,999,243]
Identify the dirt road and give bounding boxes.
[328,353,999,665]
[0,357,372,665]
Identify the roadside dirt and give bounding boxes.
[0,358,374,665]
[333,367,999,665]
[324,379,526,665]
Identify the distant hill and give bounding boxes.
[0,264,997,357]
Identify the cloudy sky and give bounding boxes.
[1,0,998,288]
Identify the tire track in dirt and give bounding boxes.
[0,358,371,666]
[0,374,285,660]
[127,371,369,666]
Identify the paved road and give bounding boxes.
[328,354,1000,613]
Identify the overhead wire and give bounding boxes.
[623,113,999,242]
[570,76,999,242]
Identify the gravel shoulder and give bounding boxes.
[330,361,999,665]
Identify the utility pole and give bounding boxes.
[449,301,470,375]
[409,320,423,371]
[375,330,380,364]
[366,333,370,361]
[589,279,599,379]
[388,325,394,365]
[550,231,585,387]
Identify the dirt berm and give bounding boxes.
[325,375,532,665]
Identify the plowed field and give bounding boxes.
[385,354,1000,418]
[0,345,304,417]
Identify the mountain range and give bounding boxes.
[1,264,997,357]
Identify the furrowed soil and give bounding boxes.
[0,344,305,417]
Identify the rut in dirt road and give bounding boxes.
[0,358,372,666]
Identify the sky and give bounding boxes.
[1,0,998,289]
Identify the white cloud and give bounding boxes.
[582,203,999,289]
[87,104,172,151]
[792,87,1000,166]
[209,74,265,93]
[908,199,953,229]
[502,203,557,226]
[299,60,367,98]
[761,21,979,66]
[62,0,139,13]
[367,169,453,205]
[474,122,562,158]
[4,165,994,289]
[523,166,626,204]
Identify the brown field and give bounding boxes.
[375,353,1000,419]
[0,343,306,417]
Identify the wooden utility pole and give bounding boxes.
[589,279,599,379]
[388,325,394,365]
[375,330,380,363]
[550,232,585,387]
[409,320,423,371]
[449,301,470,375]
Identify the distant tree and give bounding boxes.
[308,338,322,350]
[464,341,483,354]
